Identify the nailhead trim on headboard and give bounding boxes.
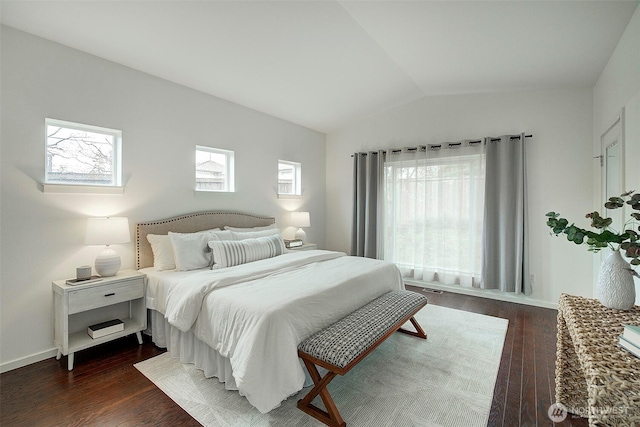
[135,211,276,270]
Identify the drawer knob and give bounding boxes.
[104,293,115,297]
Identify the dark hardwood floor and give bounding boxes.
[1,289,588,427]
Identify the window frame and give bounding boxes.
[195,145,235,192]
[44,118,122,188]
[277,160,302,196]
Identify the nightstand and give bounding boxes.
[52,269,146,370]
[288,243,317,251]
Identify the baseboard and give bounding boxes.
[405,280,558,310]
[1,348,58,374]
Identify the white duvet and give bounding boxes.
[152,250,404,413]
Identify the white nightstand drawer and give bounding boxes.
[68,279,144,314]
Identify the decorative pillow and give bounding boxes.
[146,234,176,270]
[169,231,216,271]
[230,228,280,240]
[208,234,286,269]
[224,224,277,232]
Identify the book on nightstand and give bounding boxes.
[284,239,303,248]
[66,276,103,286]
[622,324,640,347]
[87,319,124,339]
[619,335,640,358]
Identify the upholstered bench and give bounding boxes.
[297,289,428,427]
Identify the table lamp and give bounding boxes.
[85,217,131,277]
[290,211,310,243]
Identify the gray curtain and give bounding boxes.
[351,150,385,258]
[481,133,531,294]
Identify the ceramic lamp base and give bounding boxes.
[295,228,307,243]
[95,247,121,277]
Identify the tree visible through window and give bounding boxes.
[45,119,122,186]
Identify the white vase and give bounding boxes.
[597,250,636,310]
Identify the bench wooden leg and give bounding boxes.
[296,302,428,426]
[297,358,346,427]
[397,316,427,339]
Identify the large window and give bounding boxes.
[278,160,301,196]
[195,146,235,192]
[45,118,122,187]
[383,149,485,287]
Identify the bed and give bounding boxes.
[136,211,404,414]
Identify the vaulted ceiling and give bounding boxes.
[1,1,638,133]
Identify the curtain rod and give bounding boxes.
[352,134,533,156]
[493,134,532,142]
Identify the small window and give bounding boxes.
[45,118,122,186]
[196,146,235,192]
[278,160,301,196]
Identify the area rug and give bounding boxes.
[135,304,508,427]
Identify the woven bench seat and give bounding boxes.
[297,289,428,427]
[299,289,428,371]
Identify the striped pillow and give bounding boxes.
[208,234,286,269]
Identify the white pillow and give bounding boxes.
[224,224,277,232]
[230,228,280,240]
[208,234,286,269]
[169,231,216,271]
[200,228,222,233]
[146,234,176,271]
[209,229,235,241]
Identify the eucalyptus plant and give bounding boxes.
[545,190,640,275]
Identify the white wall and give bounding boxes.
[593,5,640,302]
[325,88,595,306]
[0,26,326,371]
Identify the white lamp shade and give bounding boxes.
[290,212,310,228]
[85,217,131,245]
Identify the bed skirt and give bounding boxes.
[149,309,241,390]
[148,309,313,394]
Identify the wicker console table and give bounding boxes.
[556,293,640,426]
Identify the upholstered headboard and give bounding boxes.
[135,211,276,269]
